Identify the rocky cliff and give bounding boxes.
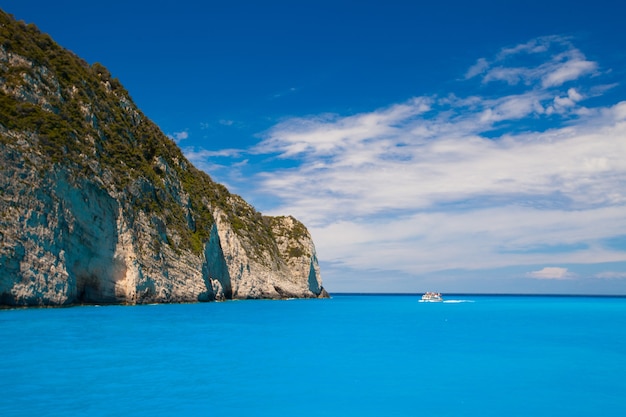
[0,10,328,306]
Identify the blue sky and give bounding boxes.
[5,0,626,294]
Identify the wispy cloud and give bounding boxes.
[199,119,246,131]
[250,37,626,278]
[190,36,626,289]
[270,87,298,100]
[467,36,598,88]
[595,271,626,279]
[465,58,489,79]
[255,97,625,226]
[254,97,432,158]
[167,130,189,143]
[182,147,245,178]
[184,147,243,160]
[527,267,573,280]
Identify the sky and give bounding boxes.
[4,0,626,294]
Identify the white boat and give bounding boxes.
[419,292,443,302]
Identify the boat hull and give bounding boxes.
[420,292,443,302]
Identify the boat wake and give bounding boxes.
[443,299,475,303]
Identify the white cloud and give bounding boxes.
[255,97,432,158]
[191,36,626,289]
[497,37,552,57]
[567,88,583,102]
[247,91,626,279]
[199,119,245,130]
[168,130,189,142]
[256,96,626,222]
[465,58,489,79]
[555,87,583,106]
[479,92,546,122]
[310,206,626,276]
[482,66,530,85]
[474,36,598,89]
[527,267,572,280]
[547,88,586,115]
[181,147,245,178]
[595,271,626,279]
[183,147,242,159]
[541,54,597,88]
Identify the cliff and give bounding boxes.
[0,10,328,306]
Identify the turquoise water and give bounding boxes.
[1,294,625,416]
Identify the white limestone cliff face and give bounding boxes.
[0,14,326,307]
[210,209,325,299]
[0,142,326,306]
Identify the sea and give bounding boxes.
[1,294,625,417]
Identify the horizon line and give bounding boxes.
[329,292,626,298]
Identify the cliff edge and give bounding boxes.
[0,10,328,306]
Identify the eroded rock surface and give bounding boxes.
[0,10,327,306]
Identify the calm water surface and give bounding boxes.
[1,294,625,416]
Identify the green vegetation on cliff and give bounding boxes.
[0,10,275,256]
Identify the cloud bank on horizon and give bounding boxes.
[186,35,626,292]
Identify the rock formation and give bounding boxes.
[0,10,328,306]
